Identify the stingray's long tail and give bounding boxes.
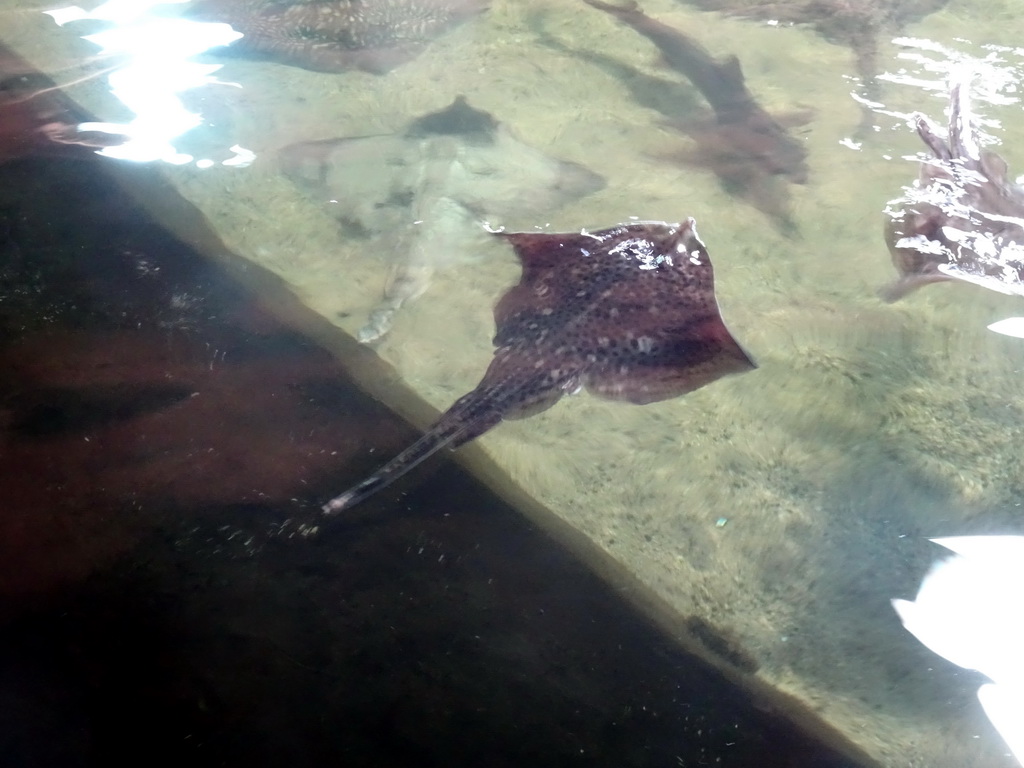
[321,392,503,515]
[322,427,457,514]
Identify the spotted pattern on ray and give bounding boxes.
[187,0,488,73]
[323,218,755,513]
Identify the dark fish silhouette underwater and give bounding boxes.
[882,82,1024,301]
[323,217,755,513]
[581,0,810,233]
[671,0,950,135]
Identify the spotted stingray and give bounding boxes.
[323,217,755,513]
[186,0,488,73]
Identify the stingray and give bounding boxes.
[580,0,810,233]
[881,82,1024,301]
[671,0,949,135]
[322,217,755,513]
[186,0,489,73]
[280,96,606,342]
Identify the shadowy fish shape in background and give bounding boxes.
[881,83,1024,301]
[323,218,755,513]
[582,0,811,233]
[671,0,950,135]
[280,96,605,343]
[186,0,489,73]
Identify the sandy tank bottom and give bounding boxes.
[8,0,1024,765]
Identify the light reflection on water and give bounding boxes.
[46,0,249,165]
[8,1,1024,766]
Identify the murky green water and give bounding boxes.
[5,1,1024,765]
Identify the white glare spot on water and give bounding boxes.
[893,536,1024,764]
[988,317,1024,338]
[223,144,256,168]
[45,1,252,167]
